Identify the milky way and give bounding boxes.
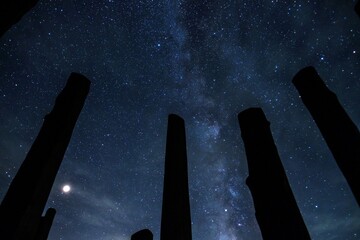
[0,1,359,239]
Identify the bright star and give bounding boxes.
[62,185,71,193]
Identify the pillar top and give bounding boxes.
[238,108,269,129]
[168,114,184,124]
[67,72,91,91]
[131,229,153,240]
[292,66,327,91]
[169,113,183,119]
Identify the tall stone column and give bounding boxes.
[238,108,311,240]
[293,66,360,206]
[0,0,40,37]
[131,229,153,240]
[160,114,192,240]
[0,73,90,239]
[36,208,56,240]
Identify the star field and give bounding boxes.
[0,1,359,240]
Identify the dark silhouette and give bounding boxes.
[36,208,56,240]
[0,0,40,37]
[131,229,153,240]
[160,114,192,240]
[293,66,360,206]
[0,73,90,240]
[238,108,311,240]
[356,1,360,17]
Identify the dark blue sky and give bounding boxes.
[0,1,359,239]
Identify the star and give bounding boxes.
[62,185,71,193]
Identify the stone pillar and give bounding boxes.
[238,108,311,240]
[0,73,90,239]
[0,0,40,37]
[160,114,192,240]
[293,66,360,206]
[131,229,153,240]
[35,208,56,240]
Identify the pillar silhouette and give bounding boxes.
[238,108,311,240]
[0,73,90,239]
[356,1,360,17]
[160,114,192,240]
[36,208,56,240]
[293,66,360,206]
[0,0,40,37]
[131,229,153,240]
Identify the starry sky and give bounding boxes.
[0,0,359,239]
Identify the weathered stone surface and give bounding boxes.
[0,73,90,240]
[160,114,192,240]
[238,108,311,240]
[293,66,360,206]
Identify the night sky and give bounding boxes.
[0,0,359,239]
